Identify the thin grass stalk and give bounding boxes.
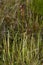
[22,33,25,63]
[37,31,41,61]
[11,40,15,65]
[22,32,27,63]
[3,33,6,65]
[30,33,33,58]
[16,35,23,65]
[7,30,10,57]
[22,34,25,63]
[17,0,21,32]
[26,50,30,64]
[17,39,22,61]
[34,15,39,58]
[11,32,18,65]
[34,31,41,65]
[26,0,29,20]
[5,30,10,65]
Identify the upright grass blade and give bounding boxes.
[3,33,6,65]
[11,33,18,65]
[37,31,41,64]
[30,33,34,58]
[11,40,15,65]
[7,30,10,57]
[7,30,10,65]
[22,32,27,63]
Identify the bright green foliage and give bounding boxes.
[31,0,43,15]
